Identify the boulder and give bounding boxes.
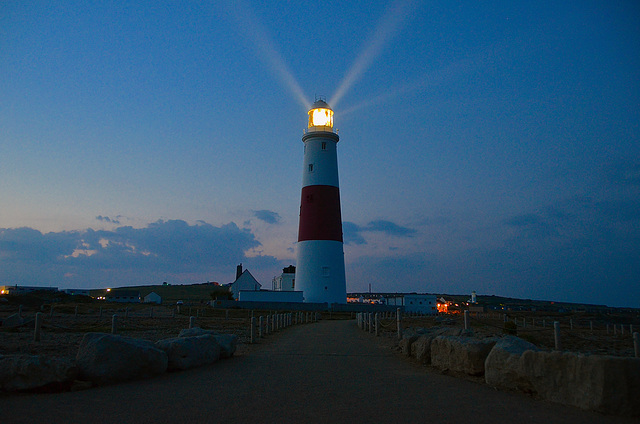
[399,334,419,357]
[214,334,238,358]
[156,335,221,370]
[2,313,25,328]
[410,327,460,363]
[484,335,539,392]
[76,333,168,385]
[0,354,78,392]
[431,336,497,376]
[521,351,640,417]
[178,326,219,338]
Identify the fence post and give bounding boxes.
[554,321,561,351]
[150,307,153,319]
[375,313,379,336]
[464,310,469,330]
[590,321,593,333]
[250,317,256,344]
[34,312,43,342]
[125,307,129,319]
[543,319,546,328]
[99,306,103,319]
[634,332,639,358]
[259,316,264,338]
[397,308,403,340]
[189,316,196,329]
[621,324,625,336]
[111,314,117,334]
[570,319,573,330]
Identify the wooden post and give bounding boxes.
[250,317,255,344]
[397,308,402,340]
[464,310,469,330]
[189,316,196,329]
[259,316,264,338]
[554,321,561,351]
[99,306,103,319]
[621,324,625,336]
[570,319,573,330]
[34,312,43,342]
[606,323,610,334]
[125,307,129,319]
[111,314,117,334]
[634,332,639,358]
[375,312,379,336]
[590,321,593,333]
[150,307,153,318]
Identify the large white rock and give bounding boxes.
[76,333,168,385]
[484,335,540,393]
[431,335,497,376]
[156,335,221,370]
[410,327,462,364]
[178,327,219,338]
[2,313,24,328]
[0,354,78,392]
[214,334,238,358]
[178,327,236,358]
[521,351,640,416]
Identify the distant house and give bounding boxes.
[230,264,261,300]
[106,290,141,303]
[0,285,58,295]
[144,292,162,304]
[273,265,295,291]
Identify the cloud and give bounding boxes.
[96,215,122,224]
[0,220,280,289]
[252,210,281,225]
[343,222,367,245]
[343,220,416,245]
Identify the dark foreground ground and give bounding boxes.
[0,320,634,424]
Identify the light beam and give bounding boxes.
[222,0,311,110]
[329,0,415,109]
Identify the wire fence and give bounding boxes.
[356,310,638,358]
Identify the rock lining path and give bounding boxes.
[0,319,633,423]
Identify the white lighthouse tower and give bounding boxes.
[295,99,347,304]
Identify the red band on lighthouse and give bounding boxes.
[298,185,343,242]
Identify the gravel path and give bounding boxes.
[0,319,632,424]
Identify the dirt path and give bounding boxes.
[0,319,632,424]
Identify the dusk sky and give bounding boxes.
[1,1,639,307]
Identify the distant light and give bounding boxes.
[106,288,111,292]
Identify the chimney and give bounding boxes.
[236,263,243,280]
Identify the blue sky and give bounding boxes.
[1,1,639,307]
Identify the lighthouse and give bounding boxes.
[295,99,347,304]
